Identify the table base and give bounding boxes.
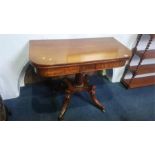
[58,73,105,120]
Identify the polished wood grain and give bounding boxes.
[29,38,131,66]
[29,37,132,120]
[36,59,126,77]
[29,38,131,78]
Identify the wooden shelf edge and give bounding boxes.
[122,76,155,88]
[150,34,155,39]
[130,64,155,75]
[135,50,155,59]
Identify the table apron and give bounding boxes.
[35,59,126,77]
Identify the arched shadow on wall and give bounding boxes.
[17,43,29,91]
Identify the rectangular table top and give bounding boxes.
[29,37,131,67]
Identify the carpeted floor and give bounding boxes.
[4,75,155,121]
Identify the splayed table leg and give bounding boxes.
[58,73,105,120]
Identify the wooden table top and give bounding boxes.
[29,37,131,67]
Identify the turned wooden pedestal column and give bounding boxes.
[58,73,105,120]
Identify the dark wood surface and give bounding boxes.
[136,50,155,59]
[0,95,7,121]
[29,37,132,120]
[123,76,155,88]
[35,59,127,77]
[58,73,105,120]
[130,64,155,75]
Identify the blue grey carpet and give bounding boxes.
[4,75,155,121]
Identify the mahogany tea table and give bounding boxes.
[29,38,131,120]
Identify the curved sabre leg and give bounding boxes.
[58,92,72,121]
[88,86,105,112]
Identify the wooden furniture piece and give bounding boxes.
[29,38,131,120]
[122,34,155,88]
[0,95,7,121]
